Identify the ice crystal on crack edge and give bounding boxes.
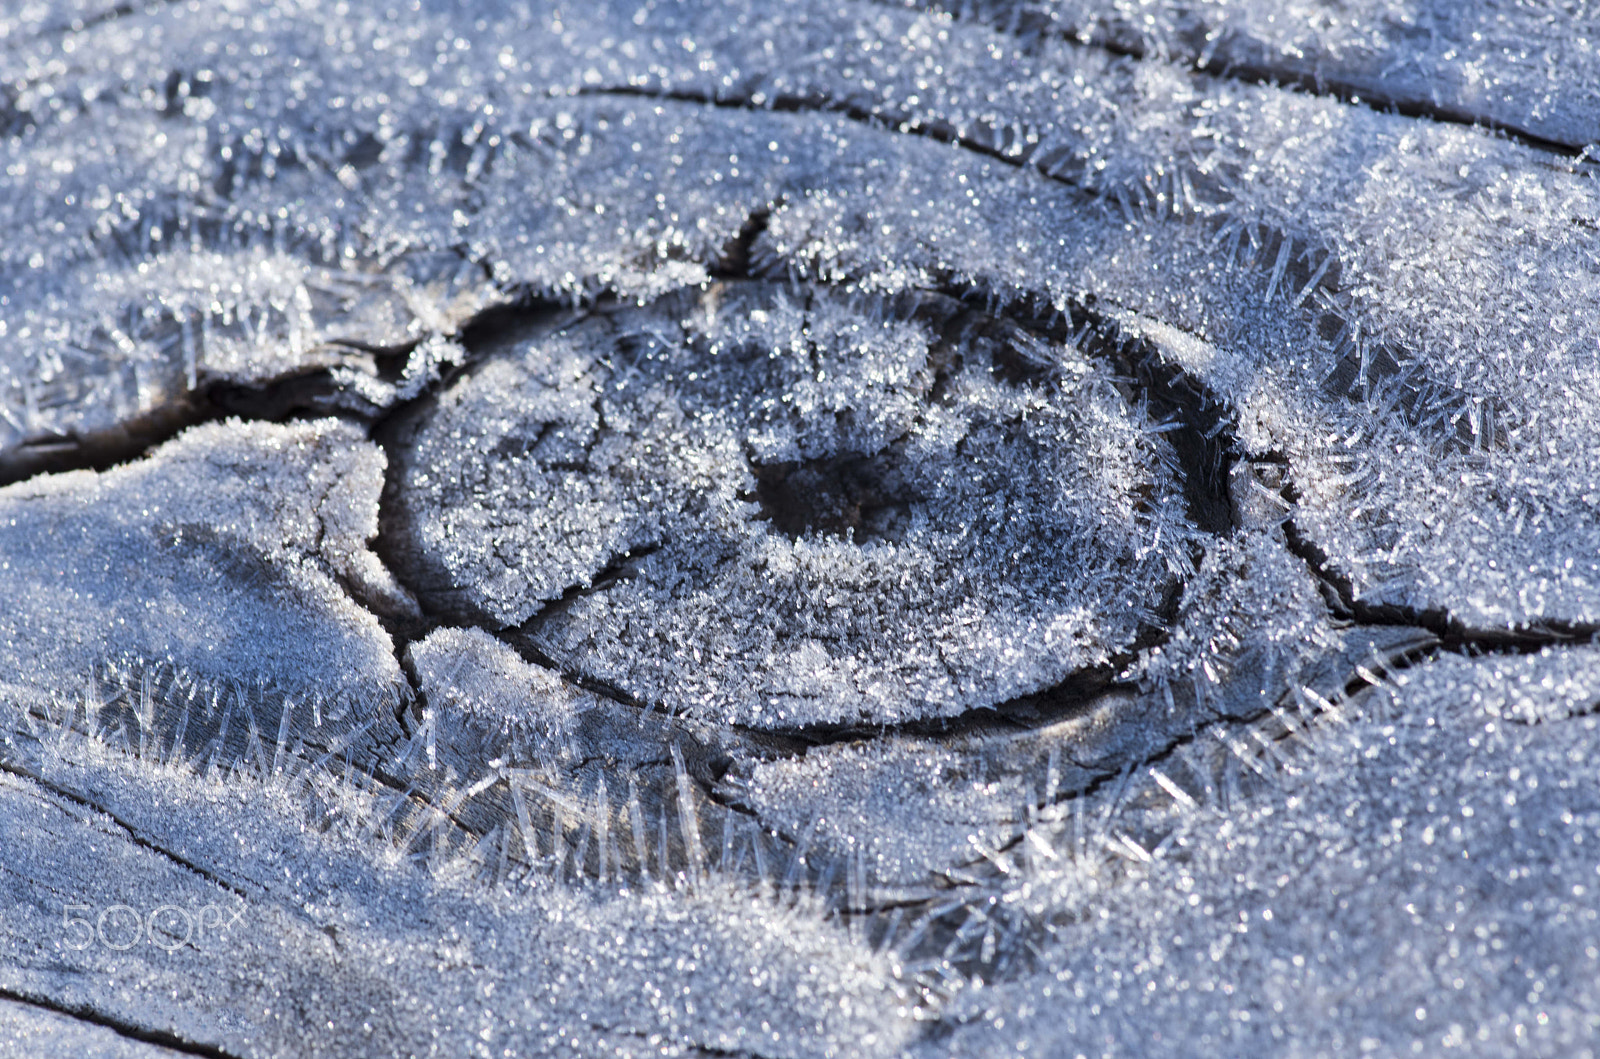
[1,1,1599,1057]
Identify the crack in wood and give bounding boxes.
[887,0,1593,156]
[0,760,252,902]
[0,987,242,1059]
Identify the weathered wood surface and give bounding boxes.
[2,2,1599,1056]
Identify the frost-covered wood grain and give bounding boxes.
[2,2,1599,1057]
[385,282,1196,726]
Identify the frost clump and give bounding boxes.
[0,418,410,721]
[926,646,1600,1057]
[4,726,916,1059]
[388,281,1197,727]
[406,626,589,742]
[1130,516,1345,721]
[722,735,1040,891]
